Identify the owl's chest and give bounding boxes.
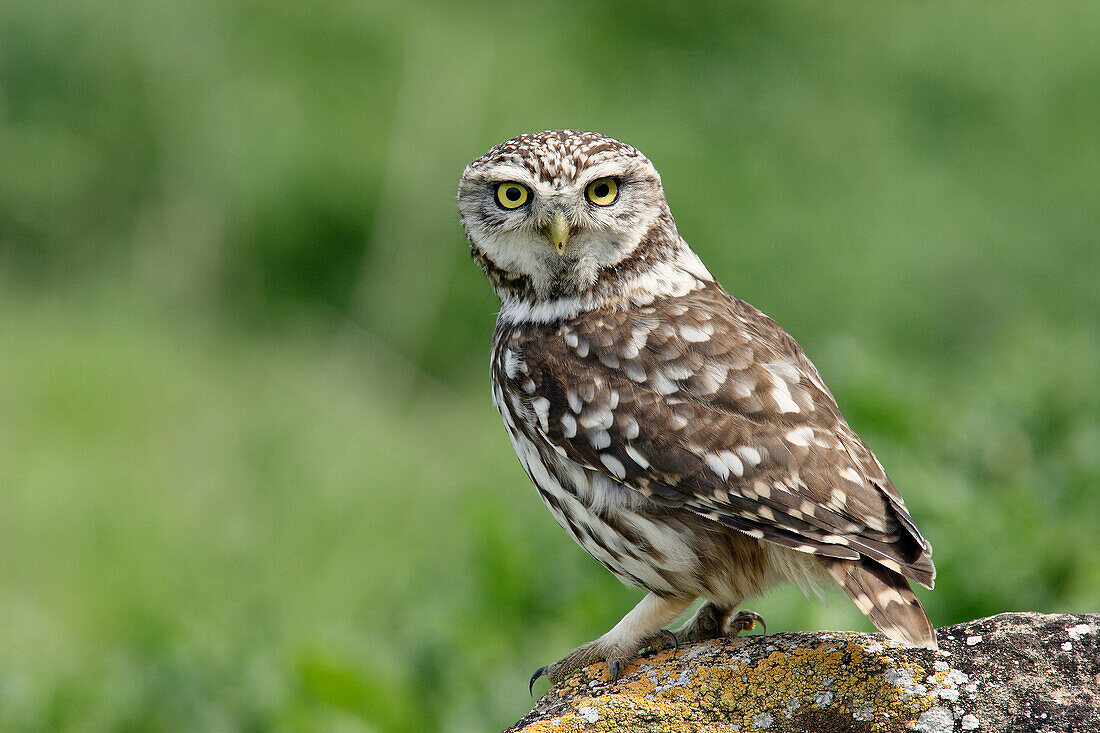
[488,318,643,520]
[495,405,689,594]
[489,327,696,594]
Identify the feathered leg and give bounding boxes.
[530,593,691,689]
[675,601,765,644]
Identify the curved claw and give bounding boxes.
[660,628,679,657]
[609,659,622,682]
[529,666,548,696]
[733,610,766,636]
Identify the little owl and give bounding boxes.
[457,130,936,689]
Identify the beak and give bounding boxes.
[547,211,570,255]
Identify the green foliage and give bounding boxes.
[0,1,1097,731]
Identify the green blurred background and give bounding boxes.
[1,1,1098,730]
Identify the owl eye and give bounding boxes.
[495,182,529,209]
[585,177,619,206]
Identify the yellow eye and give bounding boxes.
[586,177,618,206]
[495,182,529,209]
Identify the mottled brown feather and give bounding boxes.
[494,281,935,589]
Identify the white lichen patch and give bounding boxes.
[751,712,773,729]
[576,706,599,723]
[960,713,980,730]
[680,644,710,662]
[965,635,983,646]
[921,665,970,707]
[911,706,953,733]
[884,667,927,698]
[943,669,969,688]
[652,667,693,693]
[1067,623,1092,640]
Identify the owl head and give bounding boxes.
[458,131,691,305]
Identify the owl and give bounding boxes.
[457,130,936,689]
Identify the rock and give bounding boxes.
[506,612,1099,733]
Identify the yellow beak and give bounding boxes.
[548,211,570,255]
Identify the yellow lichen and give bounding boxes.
[516,639,938,733]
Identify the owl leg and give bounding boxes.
[675,601,766,644]
[530,592,692,690]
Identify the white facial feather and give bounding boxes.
[458,131,695,305]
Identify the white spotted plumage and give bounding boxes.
[461,130,938,684]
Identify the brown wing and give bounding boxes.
[497,282,935,589]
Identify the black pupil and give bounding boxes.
[505,186,521,201]
[593,182,610,198]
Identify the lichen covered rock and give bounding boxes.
[506,612,1099,733]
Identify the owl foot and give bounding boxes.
[730,609,766,636]
[528,628,677,693]
[676,602,766,644]
[529,593,693,693]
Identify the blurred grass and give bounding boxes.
[1,1,1098,731]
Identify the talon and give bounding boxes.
[529,666,548,696]
[732,610,766,636]
[609,659,622,682]
[660,628,679,657]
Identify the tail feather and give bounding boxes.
[824,558,938,649]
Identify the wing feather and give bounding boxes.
[495,282,935,588]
